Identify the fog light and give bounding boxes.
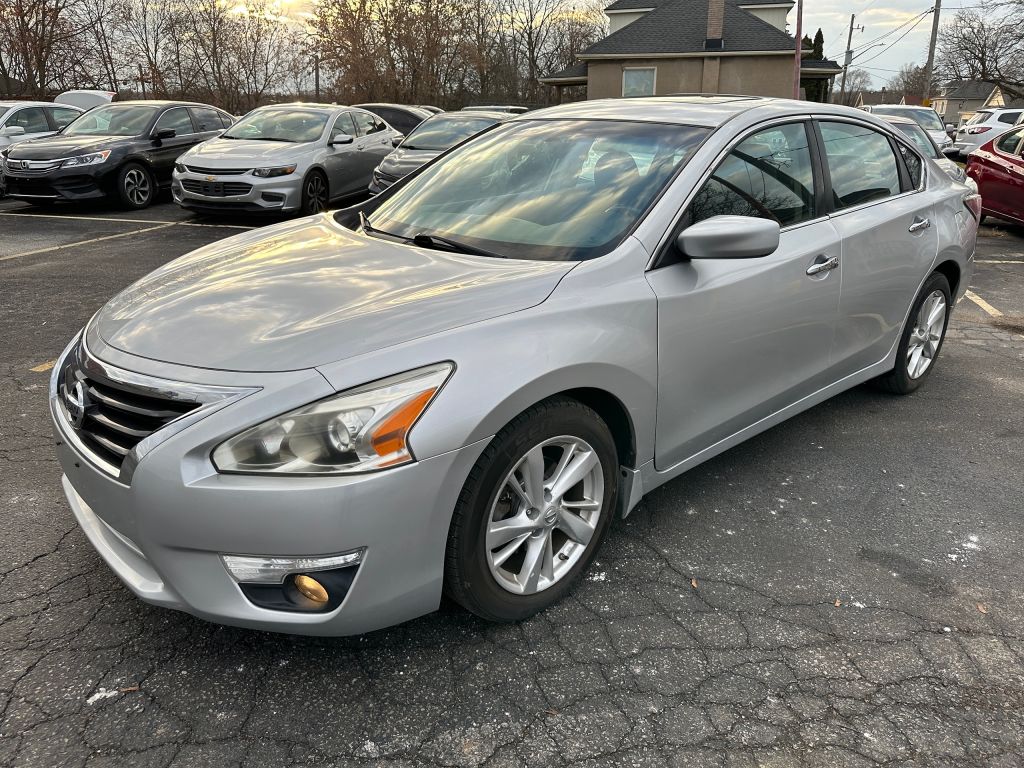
[293,574,328,604]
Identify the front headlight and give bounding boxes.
[212,363,453,475]
[62,150,111,167]
[252,164,296,178]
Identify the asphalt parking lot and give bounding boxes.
[1,197,1023,768]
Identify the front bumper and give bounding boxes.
[368,171,398,195]
[51,338,488,636]
[172,169,303,213]
[2,165,109,201]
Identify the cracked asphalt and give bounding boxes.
[1,198,1023,768]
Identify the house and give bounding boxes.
[540,0,799,100]
[932,80,1006,126]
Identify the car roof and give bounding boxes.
[356,103,430,114]
[510,95,875,128]
[430,110,510,121]
[254,103,346,114]
[0,101,67,110]
[108,100,223,109]
[876,115,918,125]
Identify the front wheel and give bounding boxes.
[445,398,619,622]
[116,163,154,209]
[876,272,951,394]
[300,171,329,216]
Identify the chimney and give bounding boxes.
[705,0,724,50]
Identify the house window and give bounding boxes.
[622,68,656,98]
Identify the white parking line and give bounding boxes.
[975,259,1024,265]
[964,290,1004,318]
[0,223,175,262]
[0,211,254,230]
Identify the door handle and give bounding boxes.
[806,255,839,276]
[908,217,931,233]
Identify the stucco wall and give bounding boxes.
[743,7,789,31]
[607,11,650,33]
[585,55,793,99]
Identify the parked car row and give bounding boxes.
[1,98,526,214]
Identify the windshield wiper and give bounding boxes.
[359,211,406,241]
[412,232,507,259]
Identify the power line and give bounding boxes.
[851,9,932,54]
[855,12,933,67]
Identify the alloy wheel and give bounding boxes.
[485,436,605,595]
[306,175,327,213]
[124,168,151,207]
[907,289,946,379]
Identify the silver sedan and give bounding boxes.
[51,96,978,635]
[172,104,399,215]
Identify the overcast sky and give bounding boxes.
[799,0,963,88]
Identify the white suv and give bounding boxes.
[952,107,1024,158]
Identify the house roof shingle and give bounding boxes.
[606,0,788,8]
[539,62,589,83]
[583,0,795,57]
[941,80,998,100]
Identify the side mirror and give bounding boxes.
[0,126,25,137]
[330,133,354,146]
[677,215,780,260]
[153,128,176,140]
[945,123,955,132]
[391,136,403,147]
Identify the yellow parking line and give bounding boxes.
[0,223,176,262]
[0,211,253,230]
[964,290,1003,317]
[30,360,55,373]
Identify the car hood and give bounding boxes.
[92,215,574,372]
[379,147,441,177]
[927,129,951,144]
[182,138,314,165]
[8,134,133,159]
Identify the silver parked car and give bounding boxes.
[51,96,978,636]
[369,110,510,194]
[864,105,954,154]
[172,104,399,215]
[879,115,970,185]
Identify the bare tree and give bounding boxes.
[937,5,1023,100]
[887,63,927,98]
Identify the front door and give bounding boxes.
[648,121,842,469]
[4,106,53,144]
[148,107,202,183]
[816,120,940,376]
[323,112,365,197]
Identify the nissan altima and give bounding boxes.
[50,96,978,636]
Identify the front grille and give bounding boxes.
[3,158,62,176]
[181,179,253,197]
[59,363,199,470]
[184,165,250,176]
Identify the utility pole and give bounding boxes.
[838,14,863,104]
[922,0,941,102]
[792,0,804,99]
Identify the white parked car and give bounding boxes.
[951,107,1024,158]
[0,99,84,151]
[172,103,400,216]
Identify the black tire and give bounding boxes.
[116,162,154,209]
[875,272,952,395]
[300,170,329,216]
[444,397,619,622]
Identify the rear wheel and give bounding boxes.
[445,398,619,622]
[876,272,951,394]
[117,163,154,209]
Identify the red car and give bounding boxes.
[966,125,1024,225]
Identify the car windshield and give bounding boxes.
[363,119,709,261]
[62,104,158,136]
[401,115,498,151]
[894,123,941,158]
[873,106,944,132]
[223,109,328,142]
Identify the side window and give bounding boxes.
[994,128,1024,154]
[897,143,923,189]
[351,111,382,136]
[154,108,195,136]
[332,112,357,141]
[819,121,901,210]
[218,111,234,129]
[997,111,1020,125]
[48,107,80,129]
[191,107,223,132]
[9,107,49,133]
[622,68,656,97]
[689,122,817,227]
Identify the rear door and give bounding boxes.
[350,110,393,188]
[817,119,939,376]
[648,120,843,469]
[189,106,227,142]
[45,106,81,132]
